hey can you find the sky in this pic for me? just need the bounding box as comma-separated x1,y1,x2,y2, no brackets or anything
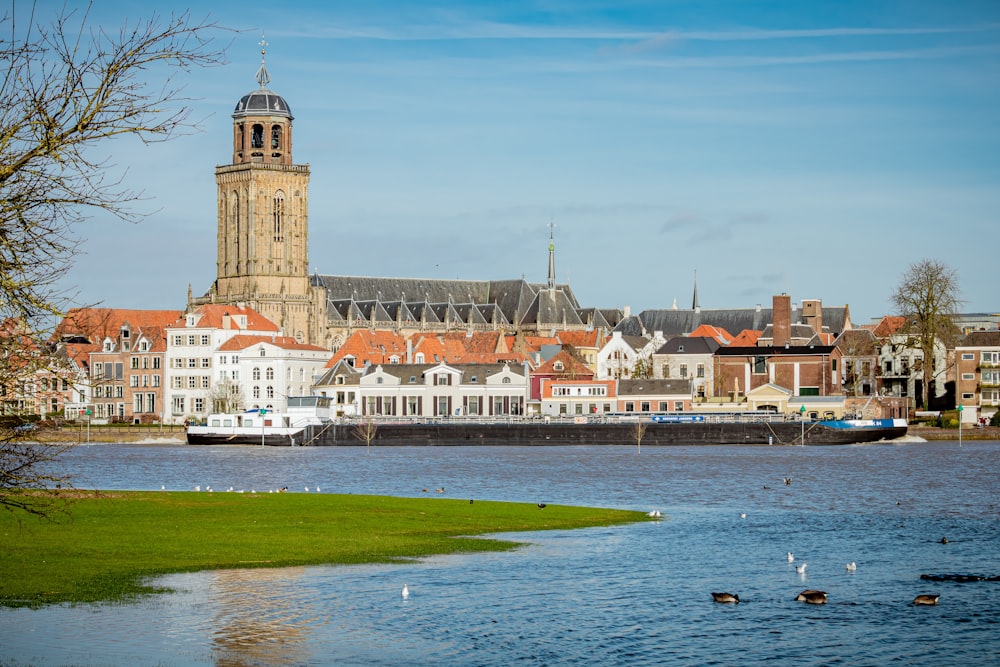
37,0,1000,325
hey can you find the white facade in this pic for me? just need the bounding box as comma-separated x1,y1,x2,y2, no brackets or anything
597,331,665,380
164,307,280,423
358,363,529,418
229,339,331,413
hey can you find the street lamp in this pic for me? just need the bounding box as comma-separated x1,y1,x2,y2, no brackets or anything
260,408,267,447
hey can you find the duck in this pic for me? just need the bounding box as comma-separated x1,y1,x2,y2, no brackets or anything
711,592,740,604
795,563,808,574
846,561,857,571
537,503,547,509
913,594,939,605
795,589,828,604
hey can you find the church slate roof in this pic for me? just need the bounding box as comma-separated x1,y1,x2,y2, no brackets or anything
616,306,851,339
314,274,582,330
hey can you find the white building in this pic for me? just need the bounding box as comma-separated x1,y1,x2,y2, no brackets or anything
220,334,330,413
165,304,282,422
597,331,666,380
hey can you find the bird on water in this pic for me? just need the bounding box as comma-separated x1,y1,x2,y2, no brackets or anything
846,561,857,571
402,584,409,600
795,563,808,574
795,590,827,604
787,552,794,563
712,592,740,604
913,594,939,605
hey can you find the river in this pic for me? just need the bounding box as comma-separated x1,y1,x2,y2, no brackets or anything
1,438,998,666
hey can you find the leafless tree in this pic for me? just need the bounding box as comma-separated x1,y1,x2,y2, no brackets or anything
206,377,244,416
0,3,227,515
890,259,963,409
353,416,378,453
633,420,647,454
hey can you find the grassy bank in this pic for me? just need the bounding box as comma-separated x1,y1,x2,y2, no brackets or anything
0,491,644,607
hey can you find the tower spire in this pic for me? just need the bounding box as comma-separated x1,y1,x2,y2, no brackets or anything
255,34,270,89
547,222,557,290
692,269,700,310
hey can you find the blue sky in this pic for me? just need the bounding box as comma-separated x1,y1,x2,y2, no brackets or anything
49,1,1000,324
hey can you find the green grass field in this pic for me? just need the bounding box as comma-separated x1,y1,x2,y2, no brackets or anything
0,491,645,607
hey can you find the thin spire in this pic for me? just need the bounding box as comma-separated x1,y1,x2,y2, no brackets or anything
255,34,270,89
547,221,557,290
692,269,700,310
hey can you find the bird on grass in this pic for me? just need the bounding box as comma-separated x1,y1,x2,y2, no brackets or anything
795,590,827,604
913,594,939,605
537,503,547,509
712,592,740,604
647,510,662,518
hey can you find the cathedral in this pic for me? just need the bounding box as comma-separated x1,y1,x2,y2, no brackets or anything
192,49,613,350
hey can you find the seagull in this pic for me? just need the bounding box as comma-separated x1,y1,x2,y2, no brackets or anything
712,592,740,604
194,485,200,492
846,561,857,571
740,513,747,519
647,510,662,518
913,594,939,605
795,563,808,574
304,486,310,492
795,589,827,604
787,552,795,563
161,485,166,491
402,584,409,600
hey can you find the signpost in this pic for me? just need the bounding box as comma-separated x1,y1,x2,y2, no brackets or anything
260,408,267,448
957,404,963,447
800,405,806,446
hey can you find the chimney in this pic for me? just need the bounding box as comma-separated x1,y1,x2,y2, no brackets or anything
406,338,412,364
222,313,231,330
801,299,823,335
773,294,791,348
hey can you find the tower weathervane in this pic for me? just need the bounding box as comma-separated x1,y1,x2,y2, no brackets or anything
255,33,270,89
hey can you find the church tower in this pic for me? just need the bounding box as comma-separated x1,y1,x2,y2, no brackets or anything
210,39,319,343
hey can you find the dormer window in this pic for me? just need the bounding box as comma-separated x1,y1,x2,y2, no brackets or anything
260,347,266,357
187,316,196,326
335,375,345,385
553,361,565,372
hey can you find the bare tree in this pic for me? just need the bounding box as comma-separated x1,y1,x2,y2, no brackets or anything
206,377,244,416
890,259,962,410
0,4,227,515
633,420,647,454
353,416,378,453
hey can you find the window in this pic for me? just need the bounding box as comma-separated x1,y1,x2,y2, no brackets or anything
193,398,204,413
575,404,583,415
468,396,479,415
266,368,274,380
272,191,285,242
188,336,196,345
553,361,564,372
659,402,669,411
962,393,975,400
266,386,274,398
202,377,210,389
962,373,975,381
173,335,183,346
679,364,688,378
253,386,260,399
641,402,650,412
201,358,210,368
625,402,635,412
673,401,684,411
187,358,196,368
271,124,281,149
376,377,384,385
130,357,139,369
152,376,161,388
201,335,210,345
253,368,261,381
754,356,767,374
130,376,139,388
187,377,196,389
662,364,670,378
696,364,705,378
502,377,511,384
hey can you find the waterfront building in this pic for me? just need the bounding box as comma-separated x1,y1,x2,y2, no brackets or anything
955,330,1000,424
215,334,330,414
596,330,666,380
652,336,720,399
357,363,529,418
164,304,281,422
617,379,693,414
538,377,617,417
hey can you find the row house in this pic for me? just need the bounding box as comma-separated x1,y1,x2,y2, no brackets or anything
714,344,842,400
313,358,363,417
869,316,950,409
358,363,529,418
53,308,182,423
215,335,330,414
955,331,1000,424
165,304,283,423
597,331,666,380
652,336,720,398
617,379,693,414
539,377,617,417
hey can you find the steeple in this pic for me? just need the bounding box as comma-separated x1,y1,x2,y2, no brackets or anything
547,222,557,291
255,35,271,89
692,270,700,310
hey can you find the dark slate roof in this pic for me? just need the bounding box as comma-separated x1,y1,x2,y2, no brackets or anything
655,337,721,355
961,331,1000,346
519,289,584,330
617,306,850,338
618,379,692,395
233,88,292,119
314,274,582,329
365,362,524,382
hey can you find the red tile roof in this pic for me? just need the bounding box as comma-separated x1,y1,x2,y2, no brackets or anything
217,335,329,353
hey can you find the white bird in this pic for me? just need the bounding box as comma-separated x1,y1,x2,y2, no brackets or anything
316,486,321,493
304,486,310,492
740,512,747,519
647,510,661,518
161,485,166,491
846,561,857,571
796,563,808,574
194,485,201,492
787,552,795,562
402,584,409,599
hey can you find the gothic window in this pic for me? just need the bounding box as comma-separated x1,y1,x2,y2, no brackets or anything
252,124,264,148
272,190,285,242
